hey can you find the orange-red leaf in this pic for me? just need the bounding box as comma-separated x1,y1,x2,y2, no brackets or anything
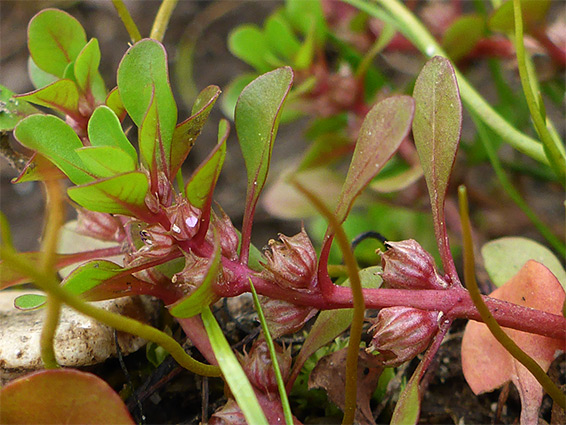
462,260,565,423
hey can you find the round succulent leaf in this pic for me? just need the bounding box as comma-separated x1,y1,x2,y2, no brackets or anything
75,146,137,178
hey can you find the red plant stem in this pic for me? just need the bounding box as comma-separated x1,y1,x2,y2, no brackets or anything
212,272,566,341
531,27,566,68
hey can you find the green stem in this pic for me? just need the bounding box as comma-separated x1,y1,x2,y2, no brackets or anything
471,113,565,256
38,179,65,368
345,0,548,165
458,185,566,410
0,248,221,378
111,0,142,43
40,296,61,369
290,178,364,425
150,0,179,42
249,280,294,425
355,22,395,79
512,0,566,186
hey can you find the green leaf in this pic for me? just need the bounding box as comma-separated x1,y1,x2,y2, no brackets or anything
264,12,301,61
0,85,39,131
390,368,421,425
28,9,87,78
489,0,550,33
28,57,58,89
168,232,221,318
117,39,177,173
170,85,221,176
12,152,66,183
16,79,81,118
412,56,461,270
482,237,566,290
74,38,106,102
105,87,126,120
236,67,293,258
236,67,293,211
14,114,93,184
201,307,269,425
284,0,327,45
293,19,316,70
14,293,47,310
443,15,486,61
0,369,135,424
185,120,228,210
88,106,137,163
221,73,256,121
75,146,137,178
335,95,415,226
228,25,272,73
67,171,150,217
62,260,123,295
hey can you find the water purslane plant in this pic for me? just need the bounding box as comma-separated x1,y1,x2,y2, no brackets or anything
0,1,564,424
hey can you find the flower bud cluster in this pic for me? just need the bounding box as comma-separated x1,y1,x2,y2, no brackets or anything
380,239,448,290
239,337,292,395
260,296,318,338
76,209,125,242
366,306,440,367
261,228,317,291
207,207,240,261
165,197,201,241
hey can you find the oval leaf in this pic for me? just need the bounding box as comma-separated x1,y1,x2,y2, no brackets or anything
461,261,565,423
14,293,47,310
14,114,93,184
0,369,134,424
412,56,462,270
228,25,272,73
67,171,150,217
482,237,566,289
117,39,177,175
489,0,550,33
28,9,87,78
336,95,415,225
88,105,137,162
75,146,137,178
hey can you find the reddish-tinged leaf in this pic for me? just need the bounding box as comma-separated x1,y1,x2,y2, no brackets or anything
11,151,66,183
0,369,134,424
461,261,565,424
185,120,228,211
235,67,293,261
390,361,423,425
67,171,150,217
14,114,93,184
117,39,177,176
335,95,414,227
74,38,106,102
27,9,87,78
412,56,462,275
170,85,221,177
15,80,81,119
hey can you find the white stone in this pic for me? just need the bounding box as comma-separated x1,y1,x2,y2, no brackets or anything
0,290,159,384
